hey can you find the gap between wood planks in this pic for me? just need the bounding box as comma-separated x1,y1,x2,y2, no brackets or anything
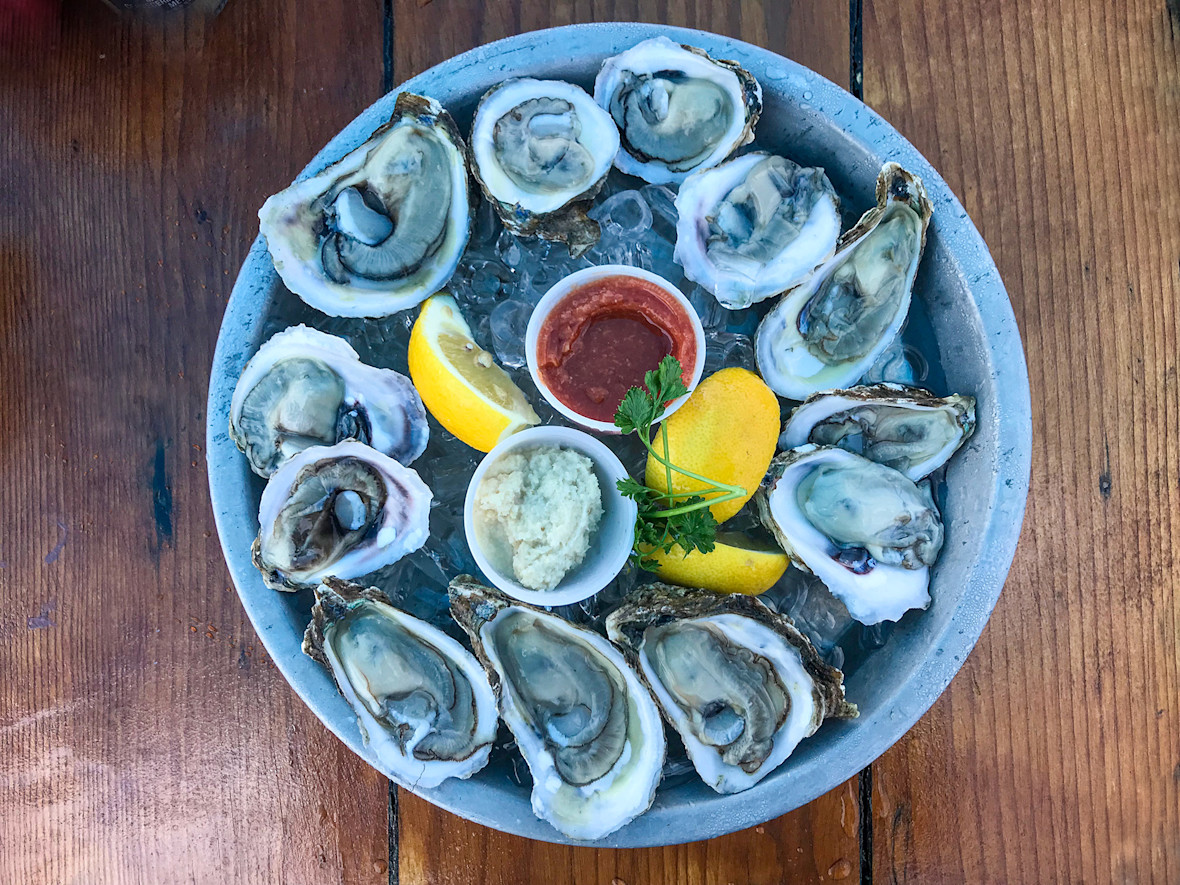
383,7,397,885
851,9,869,885
377,4,873,882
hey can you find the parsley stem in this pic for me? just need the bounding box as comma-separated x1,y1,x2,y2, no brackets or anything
644,488,745,520
614,355,750,569
640,431,746,496
661,423,674,504
657,489,721,501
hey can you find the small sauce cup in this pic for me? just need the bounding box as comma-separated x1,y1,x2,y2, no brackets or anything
525,265,706,434
462,425,639,606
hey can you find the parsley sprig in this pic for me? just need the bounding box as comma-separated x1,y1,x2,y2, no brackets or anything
614,356,747,571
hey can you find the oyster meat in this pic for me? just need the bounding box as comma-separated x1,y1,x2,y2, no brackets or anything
253,440,432,591
470,78,619,256
594,37,761,184
449,576,666,841
674,153,841,309
779,383,976,480
757,446,943,624
230,325,429,477
756,163,933,399
607,584,856,794
303,579,498,789
259,92,471,317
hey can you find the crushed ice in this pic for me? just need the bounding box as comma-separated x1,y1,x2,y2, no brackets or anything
261,167,942,694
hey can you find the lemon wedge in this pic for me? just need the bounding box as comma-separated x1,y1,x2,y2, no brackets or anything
645,367,780,523
644,532,789,595
408,294,540,452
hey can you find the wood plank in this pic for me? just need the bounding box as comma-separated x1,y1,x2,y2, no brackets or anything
392,1,849,84
391,4,860,881
863,0,1180,881
0,2,391,882
400,781,861,885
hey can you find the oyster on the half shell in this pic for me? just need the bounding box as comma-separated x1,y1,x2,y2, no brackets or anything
252,440,431,591
230,325,429,477
606,583,857,795
756,163,934,399
470,78,620,256
779,383,976,480
449,576,666,841
303,578,498,789
594,37,761,184
674,152,841,309
757,446,943,624
259,92,471,317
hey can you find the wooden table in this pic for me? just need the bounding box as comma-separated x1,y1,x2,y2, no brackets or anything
2,0,1177,881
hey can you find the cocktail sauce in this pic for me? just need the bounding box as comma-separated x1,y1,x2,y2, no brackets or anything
535,275,697,423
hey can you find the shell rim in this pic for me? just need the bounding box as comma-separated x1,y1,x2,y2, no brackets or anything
206,22,1032,848
470,77,621,216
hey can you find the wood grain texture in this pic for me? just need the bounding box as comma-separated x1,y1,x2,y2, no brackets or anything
399,780,861,885
391,0,849,84
391,3,860,882
864,0,1180,882
0,2,391,882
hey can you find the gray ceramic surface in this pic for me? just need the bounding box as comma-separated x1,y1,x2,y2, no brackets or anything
206,23,1032,847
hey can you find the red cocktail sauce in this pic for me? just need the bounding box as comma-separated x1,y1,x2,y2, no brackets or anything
536,275,697,424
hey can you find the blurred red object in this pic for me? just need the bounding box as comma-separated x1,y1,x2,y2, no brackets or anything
0,0,60,45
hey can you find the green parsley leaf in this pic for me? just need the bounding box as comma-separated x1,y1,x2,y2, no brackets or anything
612,357,742,571
614,388,658,436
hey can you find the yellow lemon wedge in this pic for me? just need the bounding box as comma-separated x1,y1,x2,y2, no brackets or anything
645,367,780,523
408,294,540,452
644,532,790,595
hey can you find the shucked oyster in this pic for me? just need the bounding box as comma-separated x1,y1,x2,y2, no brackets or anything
230,325,429,477
259,92,471,317
594,37,761,184
757,446,942,624
780,383,976,480
756,163,934,399
675,152,841,309
253,440,431,591
607,584,856,795
303,578,498,789
449,576,666,841
470,78,619,257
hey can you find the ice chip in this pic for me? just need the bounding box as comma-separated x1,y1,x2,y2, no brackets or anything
703,330,756,376
687,283,733,332
459,260,516,306
490,299,533,369
495,230,523,268
590,189,653,239
785,575,857,656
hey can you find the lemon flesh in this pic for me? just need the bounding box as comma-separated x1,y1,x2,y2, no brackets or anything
408,295,539,452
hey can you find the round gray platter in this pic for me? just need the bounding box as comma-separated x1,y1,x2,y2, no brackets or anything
206,22,1032,848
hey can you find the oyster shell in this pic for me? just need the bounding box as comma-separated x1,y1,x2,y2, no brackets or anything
779,383,976,480
303,578,498,789
470,78,619,257
606,583,856,794
757,446,942,624
230,325,429,477
252,440,431,591
674,152,841,309
594,37,761,184
449,576,666,841
755,163,934,399
259,92,471,317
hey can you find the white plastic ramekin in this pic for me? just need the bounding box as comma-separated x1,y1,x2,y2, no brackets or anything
462,425,639,606
524,265,707,434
